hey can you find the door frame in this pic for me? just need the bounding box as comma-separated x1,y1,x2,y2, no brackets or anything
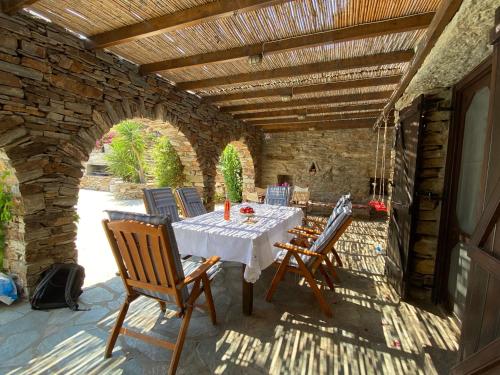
433,57,493,311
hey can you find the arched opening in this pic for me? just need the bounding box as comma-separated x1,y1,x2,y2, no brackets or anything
0,150,25,281
215,140,256,204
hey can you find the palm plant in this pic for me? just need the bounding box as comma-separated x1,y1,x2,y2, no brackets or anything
105,121,147,183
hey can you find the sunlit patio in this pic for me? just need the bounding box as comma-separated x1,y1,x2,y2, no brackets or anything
0,217,459,374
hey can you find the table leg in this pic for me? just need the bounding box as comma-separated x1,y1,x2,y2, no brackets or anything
242,264,253,315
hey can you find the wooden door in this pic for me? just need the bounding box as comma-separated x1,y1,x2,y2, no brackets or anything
451,8,500,374
385,95,424,298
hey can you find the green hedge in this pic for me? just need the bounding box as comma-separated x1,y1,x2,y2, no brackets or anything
152,136,184,188
220,144,243,202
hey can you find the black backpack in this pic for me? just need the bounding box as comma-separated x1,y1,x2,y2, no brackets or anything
30,263,85,311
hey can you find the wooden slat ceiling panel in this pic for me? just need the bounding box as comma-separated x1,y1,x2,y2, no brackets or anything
213,84,397,106
30,0,216,35
26,0,443,132
199,64,404,95
109,30,422,82
194,62,410,95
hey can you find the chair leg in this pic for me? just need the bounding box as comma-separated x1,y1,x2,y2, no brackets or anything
159,301,167,312
202,275,217,325
105,300,130,358
324,256,341,284
331,247,343,268
266,253,292,302
295,257,332,318
169,305,194,375
318,265,335,292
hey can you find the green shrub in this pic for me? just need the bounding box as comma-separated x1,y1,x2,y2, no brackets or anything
105,121,148,183
152,136,184,188
220,144,243,202
0,171,14,270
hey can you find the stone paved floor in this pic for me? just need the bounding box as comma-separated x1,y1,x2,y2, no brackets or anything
0,200,460,374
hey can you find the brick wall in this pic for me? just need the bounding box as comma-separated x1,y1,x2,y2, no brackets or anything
0,13,261,292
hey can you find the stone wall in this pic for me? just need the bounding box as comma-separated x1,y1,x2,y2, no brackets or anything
79,175,112,192
260,128,393,203
407,89,451,300
0,12,261,293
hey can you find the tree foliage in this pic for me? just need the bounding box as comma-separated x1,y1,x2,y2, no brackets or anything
0,171,14,270
152,136,184,188
220,144,243,202
105,121,148,183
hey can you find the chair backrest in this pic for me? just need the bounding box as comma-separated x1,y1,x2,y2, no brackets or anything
103,211,188,305
325,193,352,228
292,191,310,204
308,204,352,266
143,188,181,223
245,191,260,203
264,185,290,206
175,187,207,218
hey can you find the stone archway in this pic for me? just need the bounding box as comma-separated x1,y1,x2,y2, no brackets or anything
0,150,24,279
0,13,261,293
214,139,256,202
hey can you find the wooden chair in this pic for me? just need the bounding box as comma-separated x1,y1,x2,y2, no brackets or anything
102,211,221,375
143,187,181,222
175,187,207,218
289,199,352,268
266,208,352,318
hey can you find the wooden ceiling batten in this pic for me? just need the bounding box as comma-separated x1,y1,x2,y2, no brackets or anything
257,118,377,132
139,13,434,74
247,111,382,125
221,90,393,112
204,75,402,103
88,0,291,49
177,50,414,90
234,102,386,119
375,0,463,128
2,0,39,15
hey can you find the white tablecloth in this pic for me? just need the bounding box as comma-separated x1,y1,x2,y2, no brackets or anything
172,203,304,283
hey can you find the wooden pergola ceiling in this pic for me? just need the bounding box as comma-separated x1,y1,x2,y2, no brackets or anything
23,0,445,132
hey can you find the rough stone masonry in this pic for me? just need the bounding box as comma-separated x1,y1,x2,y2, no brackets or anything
0,12,261,293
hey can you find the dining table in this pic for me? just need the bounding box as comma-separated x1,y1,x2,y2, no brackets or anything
172,203,304,315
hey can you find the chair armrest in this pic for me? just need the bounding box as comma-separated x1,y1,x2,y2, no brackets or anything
296,226,322,235
288,228,319,239
274,242,322,257
178,256,220,287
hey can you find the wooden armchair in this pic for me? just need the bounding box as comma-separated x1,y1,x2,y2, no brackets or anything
266,209,352,318
175,187,207,218
102,211,221,375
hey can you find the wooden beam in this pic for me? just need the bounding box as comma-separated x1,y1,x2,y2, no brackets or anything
139,13,434,74
178,50,413,90
234,102,386,119
257,118,377,132
204,75,401,103
221,91,392,113
375,0,463,128
247,111,381,125
1,0,39,15
89,0,289,49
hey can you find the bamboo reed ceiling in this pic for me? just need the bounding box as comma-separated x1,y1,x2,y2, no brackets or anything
28,0,443,131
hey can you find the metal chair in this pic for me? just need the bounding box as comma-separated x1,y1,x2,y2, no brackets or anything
103,211,221,375
175,187,207,218
143,187,181,222
264,185,291,206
